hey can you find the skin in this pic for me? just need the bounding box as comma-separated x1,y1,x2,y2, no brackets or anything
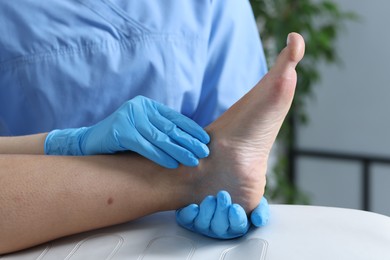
0,133,47,154
0,33,305,254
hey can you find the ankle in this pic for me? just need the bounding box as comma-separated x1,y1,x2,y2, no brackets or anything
156,165,200,210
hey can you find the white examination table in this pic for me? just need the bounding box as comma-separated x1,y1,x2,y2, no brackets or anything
2,205,390,259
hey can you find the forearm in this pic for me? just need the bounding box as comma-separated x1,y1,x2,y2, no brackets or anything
0,133,47,154
0,153,193,254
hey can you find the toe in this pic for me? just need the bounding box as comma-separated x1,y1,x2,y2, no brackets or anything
273,32,305,73
287,32,305,64
258,32,305,108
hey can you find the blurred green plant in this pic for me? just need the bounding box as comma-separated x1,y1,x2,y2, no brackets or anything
250,0,357,203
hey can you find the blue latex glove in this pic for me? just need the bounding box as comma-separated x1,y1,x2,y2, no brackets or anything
250,196,270,228
176,190,270,239
45,95,210,168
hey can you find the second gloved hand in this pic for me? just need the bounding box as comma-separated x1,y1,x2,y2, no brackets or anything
45,95,210,168
176,191,270,239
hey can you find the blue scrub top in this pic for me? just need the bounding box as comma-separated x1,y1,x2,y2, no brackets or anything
0,0,267,136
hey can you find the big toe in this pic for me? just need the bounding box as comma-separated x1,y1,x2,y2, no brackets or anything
273,32,305,72
256,32,305,111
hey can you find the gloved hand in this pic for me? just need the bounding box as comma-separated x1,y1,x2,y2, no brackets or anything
45,95,210,168
176,190,270,239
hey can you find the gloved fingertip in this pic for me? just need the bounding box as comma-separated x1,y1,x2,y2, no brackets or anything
197,143,210,158
176,204,199,225
250,198,270,227
191,156,199,166
228,204,249,235
251,213,269,227
182,156,199,167
200,131,211,144
194,195,216,231
229,204,248,227
210,192,231,237
200,195,217,208
192,127,210,144
217,190,232,206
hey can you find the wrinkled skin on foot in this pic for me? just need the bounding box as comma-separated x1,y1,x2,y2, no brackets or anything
190,33,305,213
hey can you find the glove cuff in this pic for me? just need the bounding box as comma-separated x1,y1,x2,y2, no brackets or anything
44,127,88,155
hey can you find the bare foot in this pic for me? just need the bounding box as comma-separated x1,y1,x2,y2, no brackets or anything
191,33,305,212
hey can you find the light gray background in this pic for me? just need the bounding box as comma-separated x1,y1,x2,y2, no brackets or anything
296,0,390,216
